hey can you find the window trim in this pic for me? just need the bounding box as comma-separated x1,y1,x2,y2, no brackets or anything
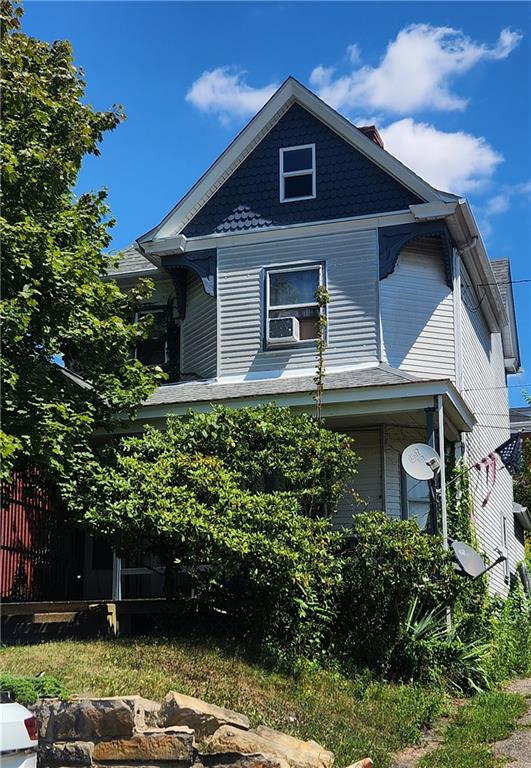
134,305,169,366
264,262,325,350
279,144,316,203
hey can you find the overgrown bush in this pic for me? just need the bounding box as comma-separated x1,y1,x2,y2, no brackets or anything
392,598,492,693
485,582,531,682
0,673,68,704
64,406,357,664
334,512,459,673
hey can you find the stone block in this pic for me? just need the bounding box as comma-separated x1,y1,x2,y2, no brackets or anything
38,741,94,766
196,754,290,768
160,692,249,739
92,727,195,762
206,726,333,768
34,698,136,741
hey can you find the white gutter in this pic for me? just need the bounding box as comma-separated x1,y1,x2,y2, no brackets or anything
410,199,508,331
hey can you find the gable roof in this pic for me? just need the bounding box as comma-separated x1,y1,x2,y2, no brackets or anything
490,258,521,372
138,77,453,246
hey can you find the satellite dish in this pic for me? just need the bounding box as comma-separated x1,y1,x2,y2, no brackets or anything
401,443,441,481
451,540,506,580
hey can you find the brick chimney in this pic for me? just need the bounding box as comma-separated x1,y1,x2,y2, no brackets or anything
358,125,384,149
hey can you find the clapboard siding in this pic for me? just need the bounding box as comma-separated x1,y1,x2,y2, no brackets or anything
181,272,217,379
380,238,455,379
460,262,523,594
218,229,379,377
333,429,383,529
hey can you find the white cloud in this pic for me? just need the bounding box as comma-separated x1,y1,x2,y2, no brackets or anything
186,68,278,124
346,43,361,65
310,24,522,115
485,194,510,216
476,181,531,238
380,118,503,193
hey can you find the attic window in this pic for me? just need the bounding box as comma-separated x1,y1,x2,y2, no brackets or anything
280,144,316,202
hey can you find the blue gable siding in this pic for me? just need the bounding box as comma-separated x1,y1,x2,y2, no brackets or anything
182,104,423,237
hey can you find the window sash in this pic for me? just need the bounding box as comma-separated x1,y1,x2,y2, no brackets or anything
280,144,316,202
267,266,321,310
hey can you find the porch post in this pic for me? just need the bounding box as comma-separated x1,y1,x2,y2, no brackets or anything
437,394,452,630
437,394,449,552
425,406,437,532
112,552,122,601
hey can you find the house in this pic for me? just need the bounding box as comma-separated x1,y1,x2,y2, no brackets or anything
95,76,524,599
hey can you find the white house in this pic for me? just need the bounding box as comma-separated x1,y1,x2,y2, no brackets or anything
98,77,524,599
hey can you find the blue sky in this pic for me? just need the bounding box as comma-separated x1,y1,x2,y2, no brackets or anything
23,1,531,405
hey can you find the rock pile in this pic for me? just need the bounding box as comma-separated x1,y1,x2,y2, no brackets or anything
33,691,354,768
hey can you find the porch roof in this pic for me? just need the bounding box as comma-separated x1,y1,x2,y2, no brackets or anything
137,364,475,436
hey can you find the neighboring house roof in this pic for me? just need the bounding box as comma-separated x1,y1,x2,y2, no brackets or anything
107,245,159,277
510,406,531,434
145,364,437,406
491,258,521,372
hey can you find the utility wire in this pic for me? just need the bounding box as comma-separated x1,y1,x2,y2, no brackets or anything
478,279,531,287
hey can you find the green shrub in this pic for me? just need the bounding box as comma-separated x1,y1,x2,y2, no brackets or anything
65,406,358,664
485,582,531,682
0,673,68,704
392,598,491,693
334,512,459,673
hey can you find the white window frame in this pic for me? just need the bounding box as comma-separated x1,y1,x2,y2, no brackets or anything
134,306,169,365
279,144,316,203
265,263,323,348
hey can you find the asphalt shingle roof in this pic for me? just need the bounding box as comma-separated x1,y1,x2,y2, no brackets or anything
107,245,158,276
491,258,510,306
144,364,437,407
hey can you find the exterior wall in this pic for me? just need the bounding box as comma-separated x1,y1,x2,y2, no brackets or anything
182,103,421,237
459,262,524,594
333,428,383,528
380,238,455,380
181,272,217,379
217,229,379,378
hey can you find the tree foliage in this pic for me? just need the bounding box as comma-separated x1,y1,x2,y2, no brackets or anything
64,406,359,659
0,0,161,480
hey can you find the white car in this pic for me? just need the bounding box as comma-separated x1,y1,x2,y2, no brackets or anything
0,700,38,768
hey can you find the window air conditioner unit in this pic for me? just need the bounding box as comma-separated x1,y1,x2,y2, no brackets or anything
268,316,300,346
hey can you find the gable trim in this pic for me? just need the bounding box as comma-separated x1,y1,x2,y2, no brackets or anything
140,209,418,260
138,78,444,245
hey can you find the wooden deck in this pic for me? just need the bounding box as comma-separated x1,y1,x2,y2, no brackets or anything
1,598,180,640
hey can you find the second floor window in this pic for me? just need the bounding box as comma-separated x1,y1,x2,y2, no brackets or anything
280,144,316,202
135,307,168,366
266,265,322,346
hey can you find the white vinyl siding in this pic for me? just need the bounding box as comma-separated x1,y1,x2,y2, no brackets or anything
218,229,379,377
380,238,455,380
333,428,383,528
460,262,522,594
181,271,217,379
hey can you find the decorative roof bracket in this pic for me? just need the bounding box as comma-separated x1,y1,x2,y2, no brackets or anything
378,221,454,288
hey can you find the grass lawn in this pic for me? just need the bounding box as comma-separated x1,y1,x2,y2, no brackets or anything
418,690,527,768
0,637,447,768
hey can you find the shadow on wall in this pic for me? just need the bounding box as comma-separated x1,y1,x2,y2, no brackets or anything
380,238,454,373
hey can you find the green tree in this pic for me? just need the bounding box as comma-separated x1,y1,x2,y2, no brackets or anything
65,406,359,660
0,1,162,480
